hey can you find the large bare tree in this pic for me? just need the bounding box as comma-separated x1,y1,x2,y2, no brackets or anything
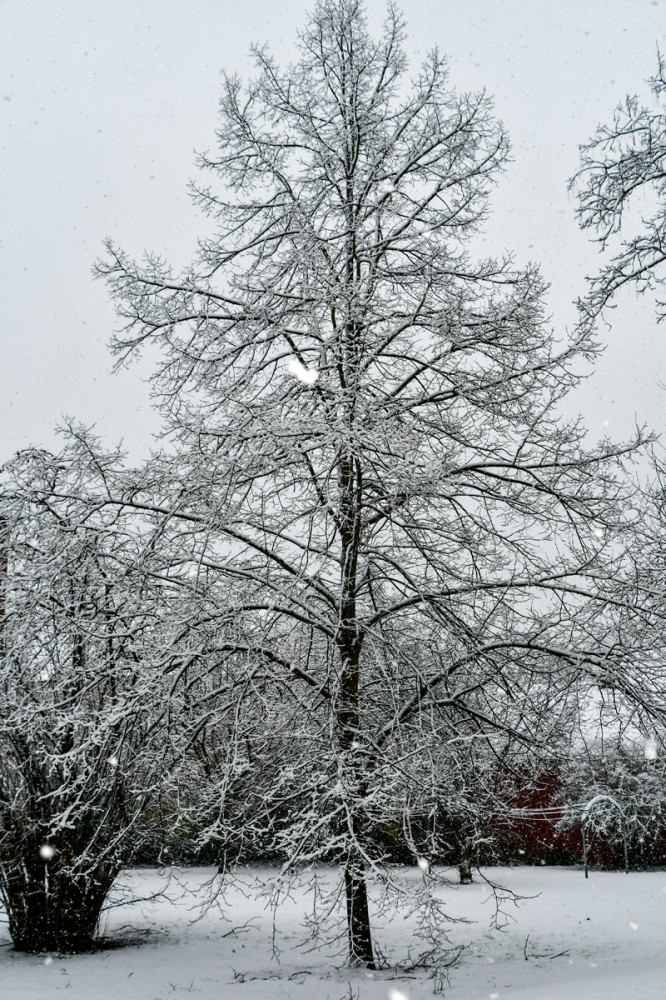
98,0,645,967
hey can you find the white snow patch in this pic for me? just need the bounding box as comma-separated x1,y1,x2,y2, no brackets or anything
1,866,665,999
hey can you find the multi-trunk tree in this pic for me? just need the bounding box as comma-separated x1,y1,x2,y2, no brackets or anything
98,0,648,967
0,438,176,952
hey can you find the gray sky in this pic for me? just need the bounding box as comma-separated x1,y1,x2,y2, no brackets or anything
1,0,665,463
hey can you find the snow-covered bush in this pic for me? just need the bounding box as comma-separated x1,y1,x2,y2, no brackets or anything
0,440,172,952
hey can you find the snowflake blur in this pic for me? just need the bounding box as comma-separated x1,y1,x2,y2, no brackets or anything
387,989,409,1000
288,358,319,385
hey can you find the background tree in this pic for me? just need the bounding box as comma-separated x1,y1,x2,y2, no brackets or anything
98,0,648,968
573,53,666,322
546,450,666,869
560,714,666,864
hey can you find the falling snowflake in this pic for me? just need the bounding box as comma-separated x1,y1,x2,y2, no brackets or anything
378,180,396,199
288,359,319,385
417,857,429,873
108,755,119,767
644,739,658,760
629,921,639,930
388,989,408,1000
39,844,55,860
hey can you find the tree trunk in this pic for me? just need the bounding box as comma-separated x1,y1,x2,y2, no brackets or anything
2,854,118,953
458,857,473,885
344,853,375,968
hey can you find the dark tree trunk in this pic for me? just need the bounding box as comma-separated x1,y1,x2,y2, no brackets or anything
336,425,375,967
344,853,375,968
458,857,473,885
2,854,118,953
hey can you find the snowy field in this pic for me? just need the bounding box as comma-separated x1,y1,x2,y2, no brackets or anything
1,865,665,999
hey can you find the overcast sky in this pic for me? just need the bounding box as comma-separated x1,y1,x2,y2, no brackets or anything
1,0,665,464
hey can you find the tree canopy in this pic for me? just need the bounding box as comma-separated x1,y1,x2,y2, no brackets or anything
574,53,666,322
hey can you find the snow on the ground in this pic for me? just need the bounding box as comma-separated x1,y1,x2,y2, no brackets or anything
1,865,665,999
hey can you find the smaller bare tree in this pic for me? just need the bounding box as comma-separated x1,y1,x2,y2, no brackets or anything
0,438,172,952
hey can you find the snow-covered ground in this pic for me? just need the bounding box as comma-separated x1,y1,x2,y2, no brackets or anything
1,865,664,999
